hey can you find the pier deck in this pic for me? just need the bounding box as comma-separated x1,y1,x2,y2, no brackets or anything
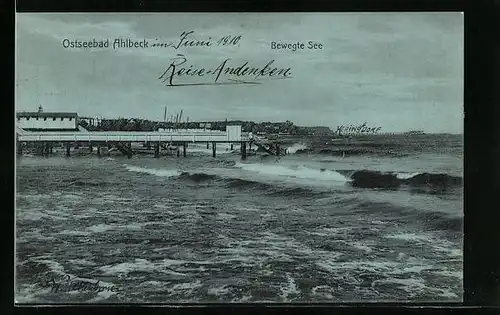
17,131,248,143
15,125,289,159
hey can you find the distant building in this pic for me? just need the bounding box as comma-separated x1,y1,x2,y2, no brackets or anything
405,130,425,135
16,111,79,131
199,123,212,129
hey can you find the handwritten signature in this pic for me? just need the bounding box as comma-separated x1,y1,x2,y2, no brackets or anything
38,275,118,294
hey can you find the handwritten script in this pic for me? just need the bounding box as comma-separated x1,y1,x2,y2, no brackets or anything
159,54,292,86
149,30,242,50
337,123,382,135
38,275,117,294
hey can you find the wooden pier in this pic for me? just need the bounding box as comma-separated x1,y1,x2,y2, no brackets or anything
16,126,285,159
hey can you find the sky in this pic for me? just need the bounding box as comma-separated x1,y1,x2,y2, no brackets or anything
15,13,463,133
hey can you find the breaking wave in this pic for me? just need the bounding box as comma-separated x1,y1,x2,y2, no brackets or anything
234,162,350,183
123,165,181,177
122,164,461,193
349,170,462,189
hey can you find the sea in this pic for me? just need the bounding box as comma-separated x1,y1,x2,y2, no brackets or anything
15,134,463,303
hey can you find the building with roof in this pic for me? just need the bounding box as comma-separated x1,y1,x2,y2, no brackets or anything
16,111,79,131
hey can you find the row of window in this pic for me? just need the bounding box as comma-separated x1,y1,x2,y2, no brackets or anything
17,117,74,121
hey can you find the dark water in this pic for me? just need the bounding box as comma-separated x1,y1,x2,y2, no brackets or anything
15,134,463,303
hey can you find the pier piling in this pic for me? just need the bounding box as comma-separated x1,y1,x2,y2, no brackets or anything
44,143,50,156
154,142,160,158
241,142,247,160
17,126,250,160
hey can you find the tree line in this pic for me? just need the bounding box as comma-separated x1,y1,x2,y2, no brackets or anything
79,118,334,136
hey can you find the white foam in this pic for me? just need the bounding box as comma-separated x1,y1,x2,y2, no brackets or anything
86,222,147,234
123,165,181,177
235,163,350,183
99,258,213,277
141,280,164,287
32,259,66,275
373,277,428,297
286,143,308,154
17,193,53,200
306,227,352,237
434,270,462,279
63,194,84,200
99,259,155,276
311,285,335,299
432,245,463,258
153,203,174,211
396,172,421,180
217,213,237,220
220,232,332,265
385,232,433,243
236,206,261,212
437,288,460,299
99,258,186,277
68,259,96,266
350,242,374,254
87,224,115,233
386,233,463,259
73,214,93,219
59,230,91,236
235,294,253,302
171,280,203,292
207,285,231,296
15,284,52,303
16,228,54,242
280,273,301,301
87,290,116,302
401,265,433,273
17,211,45,221
318,260,399,274
120,223,144,230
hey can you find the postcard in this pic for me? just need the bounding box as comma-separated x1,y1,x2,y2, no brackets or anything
15,12,464,303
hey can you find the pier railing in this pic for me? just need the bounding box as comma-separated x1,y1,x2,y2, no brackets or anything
17,126,248,143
